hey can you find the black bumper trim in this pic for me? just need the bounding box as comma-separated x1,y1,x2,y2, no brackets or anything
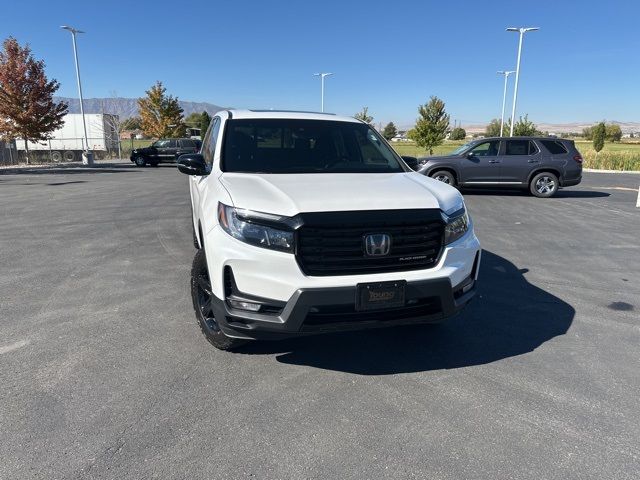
211,277,477,340
560,175,582,187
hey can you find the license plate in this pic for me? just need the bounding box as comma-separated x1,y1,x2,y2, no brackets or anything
356,281,406,311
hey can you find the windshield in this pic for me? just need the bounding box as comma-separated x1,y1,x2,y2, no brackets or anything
449,142,474,156
151,139,171,148
222,119,405,173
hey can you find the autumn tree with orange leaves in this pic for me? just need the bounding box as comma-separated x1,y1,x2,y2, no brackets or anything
138,81,184,138
0,37,67,163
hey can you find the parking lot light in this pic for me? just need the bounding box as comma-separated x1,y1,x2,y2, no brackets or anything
61,25,92,166
497,71,515,137
506,27,539,136
313,73,333,112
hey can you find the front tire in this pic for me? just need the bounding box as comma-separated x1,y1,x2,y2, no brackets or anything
191,249,245,351
530,172,558,198
134,155,146,167
430,170,456,187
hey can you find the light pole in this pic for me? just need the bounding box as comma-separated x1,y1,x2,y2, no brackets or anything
61,25,92,165
497,70,515,136
506,27,539,136
313,73,333,112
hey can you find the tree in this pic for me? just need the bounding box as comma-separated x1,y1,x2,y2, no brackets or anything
200,111,211,136
185,112,202,125
412,96,450,155
121,116,142,130
0,37,67,164
354,106,373,124
485,118,502,137
137,81,184,138
450,127,466,140
592,122,605,155
582,126,593,140
511,115,540,136
382,122,397,140
605,124,622,142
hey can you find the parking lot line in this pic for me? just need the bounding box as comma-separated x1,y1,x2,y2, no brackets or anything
589,186,639,192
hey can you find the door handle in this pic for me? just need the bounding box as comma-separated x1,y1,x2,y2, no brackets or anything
527,159,540,163
488,160,500,164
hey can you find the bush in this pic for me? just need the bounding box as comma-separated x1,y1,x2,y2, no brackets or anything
449,127,466,140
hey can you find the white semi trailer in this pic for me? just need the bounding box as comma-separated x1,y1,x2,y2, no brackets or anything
16,113,120,161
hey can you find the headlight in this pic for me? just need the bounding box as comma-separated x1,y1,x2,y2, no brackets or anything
217,203,295,253
443,207,469,245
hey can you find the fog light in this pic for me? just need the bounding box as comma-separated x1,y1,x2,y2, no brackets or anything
228,299,261,312
462,279,475,294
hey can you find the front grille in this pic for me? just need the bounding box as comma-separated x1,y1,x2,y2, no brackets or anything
296,210,444,276
303,297,442,327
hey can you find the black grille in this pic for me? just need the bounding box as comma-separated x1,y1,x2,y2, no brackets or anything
296,210,444,276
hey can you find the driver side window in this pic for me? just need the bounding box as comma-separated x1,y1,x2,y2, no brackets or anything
470,140,500,157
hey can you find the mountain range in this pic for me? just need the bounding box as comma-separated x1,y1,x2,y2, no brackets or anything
54,97,225,119
56,97,640,134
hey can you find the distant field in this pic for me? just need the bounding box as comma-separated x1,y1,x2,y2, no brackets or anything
391,140,640,171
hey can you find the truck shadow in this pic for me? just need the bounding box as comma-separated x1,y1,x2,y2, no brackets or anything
242,250,574,374
462,188,610,198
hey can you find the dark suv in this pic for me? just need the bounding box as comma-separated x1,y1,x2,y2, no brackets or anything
130,138,202,167
418,137,583,197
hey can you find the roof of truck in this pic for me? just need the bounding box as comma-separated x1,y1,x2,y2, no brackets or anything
225,109,361,123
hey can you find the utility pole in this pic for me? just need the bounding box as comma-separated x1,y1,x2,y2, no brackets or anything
313,73,333,112
61,25,93,165
497,71,515,136
506,27,539,136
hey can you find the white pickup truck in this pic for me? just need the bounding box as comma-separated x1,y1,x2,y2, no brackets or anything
177,110,481,350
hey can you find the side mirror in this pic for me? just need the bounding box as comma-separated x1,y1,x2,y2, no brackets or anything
401,156,419,171
466,152,475,159
177,153,207,175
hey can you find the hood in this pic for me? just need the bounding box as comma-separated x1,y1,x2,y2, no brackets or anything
219,172,464,217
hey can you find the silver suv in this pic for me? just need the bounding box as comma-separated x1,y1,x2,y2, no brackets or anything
418,137,583,197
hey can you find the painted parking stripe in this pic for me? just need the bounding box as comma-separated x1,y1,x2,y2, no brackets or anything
588,186,638,192
0,339,30,355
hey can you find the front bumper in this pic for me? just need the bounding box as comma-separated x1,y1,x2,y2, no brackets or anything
204,221,481,340
211,274,478,340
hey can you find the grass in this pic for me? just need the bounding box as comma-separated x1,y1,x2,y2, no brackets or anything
390,140,640,171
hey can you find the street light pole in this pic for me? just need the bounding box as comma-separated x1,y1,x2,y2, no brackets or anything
497,70,515,137
61,25,92,165
506,27,539,137
313,73,333,112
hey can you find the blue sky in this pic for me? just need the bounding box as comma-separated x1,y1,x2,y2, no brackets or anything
3,0,639,126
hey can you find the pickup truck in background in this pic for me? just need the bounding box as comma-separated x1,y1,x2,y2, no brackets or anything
130,138,202,167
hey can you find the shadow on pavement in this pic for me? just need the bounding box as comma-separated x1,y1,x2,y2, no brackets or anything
462,188,609,198
0,167,138,175
240,250,574,374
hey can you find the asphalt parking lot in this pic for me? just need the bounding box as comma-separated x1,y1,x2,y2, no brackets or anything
1,166,638,479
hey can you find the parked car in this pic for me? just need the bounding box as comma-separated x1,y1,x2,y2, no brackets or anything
130,138,202,167
418,137,583,197
177,109,481,350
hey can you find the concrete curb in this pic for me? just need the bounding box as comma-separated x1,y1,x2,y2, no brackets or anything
583,168,640,174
